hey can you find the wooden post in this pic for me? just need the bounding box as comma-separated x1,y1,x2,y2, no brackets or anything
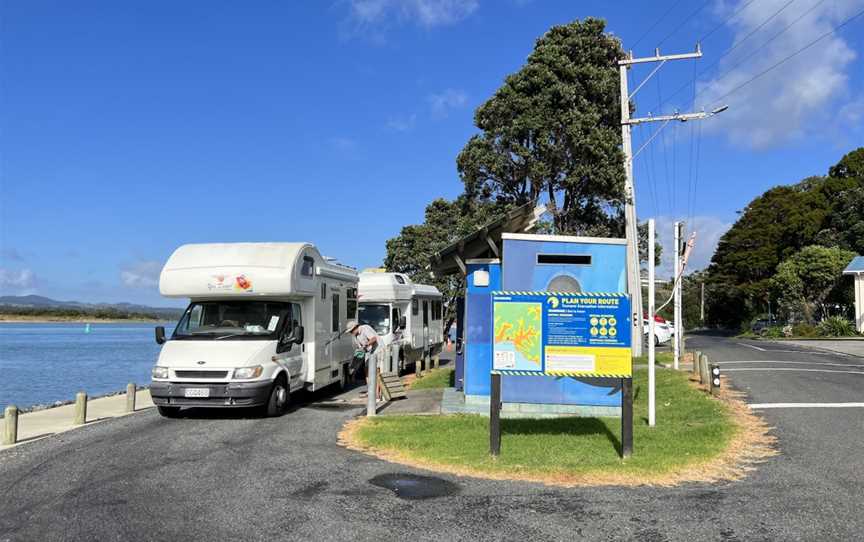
489,373,501,457
700,354,710,386
126,383,137,413
621,378,633,458
693,350,702,376
3,405,18,445
73,391,87,425
433,353,439,370
415,357,422,379
710,364,721,396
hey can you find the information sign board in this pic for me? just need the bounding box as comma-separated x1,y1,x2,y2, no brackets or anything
491,291,632,378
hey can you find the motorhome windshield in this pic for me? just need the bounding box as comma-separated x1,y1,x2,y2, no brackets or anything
359,304,390,335
173,301,290,340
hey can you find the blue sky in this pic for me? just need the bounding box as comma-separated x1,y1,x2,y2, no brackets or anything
1,0,862,306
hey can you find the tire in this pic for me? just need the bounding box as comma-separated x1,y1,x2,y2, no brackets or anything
264,378,290,417
157,405,181,418
654,335,660,347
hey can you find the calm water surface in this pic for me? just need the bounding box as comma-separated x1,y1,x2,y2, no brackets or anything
0,322,174,411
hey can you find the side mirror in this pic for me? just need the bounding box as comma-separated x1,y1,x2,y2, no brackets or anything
294,325,304,344
399,316,407,329
155,326,166,345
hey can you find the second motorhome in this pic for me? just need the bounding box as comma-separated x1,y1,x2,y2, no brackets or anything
150,242,358,417
357,271,444,374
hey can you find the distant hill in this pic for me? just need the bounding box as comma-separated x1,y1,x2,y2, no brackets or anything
0,295,184,320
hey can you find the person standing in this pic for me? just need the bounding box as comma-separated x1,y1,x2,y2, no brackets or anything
345,320,379,382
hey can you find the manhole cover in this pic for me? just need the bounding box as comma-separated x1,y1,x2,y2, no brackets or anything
369,472,460,500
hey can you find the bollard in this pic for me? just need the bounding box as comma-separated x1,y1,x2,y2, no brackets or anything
3,405,18,445
433,353,439,370
73,391,88,425
126,383,137,413
415,357,422,379
710,365,721,396
693,351,702,375
700,354,710,387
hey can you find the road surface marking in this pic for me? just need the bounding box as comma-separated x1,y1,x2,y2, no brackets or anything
724,368,864,375
749,402,864,409
736,342,766,351
716,360,864,368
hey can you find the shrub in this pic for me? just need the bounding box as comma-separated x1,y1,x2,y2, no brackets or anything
764,326,785,339
817,316,857,337
792,323,818,337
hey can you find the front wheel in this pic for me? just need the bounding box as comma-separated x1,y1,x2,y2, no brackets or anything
157,405,181,418
265,379,290,417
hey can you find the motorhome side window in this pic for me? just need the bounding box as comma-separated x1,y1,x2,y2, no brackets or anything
301,256,314,277
331,293,340,332
412,298,418,316
346,287,357,319
423,301,429,325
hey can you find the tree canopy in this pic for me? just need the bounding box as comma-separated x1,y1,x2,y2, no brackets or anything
705,147,863,328
456,18,627,236
770,245,856,324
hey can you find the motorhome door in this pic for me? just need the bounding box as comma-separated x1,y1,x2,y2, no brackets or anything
422,300,429,352
277,302,306,392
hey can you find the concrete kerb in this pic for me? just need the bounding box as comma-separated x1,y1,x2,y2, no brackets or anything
0,388,155,452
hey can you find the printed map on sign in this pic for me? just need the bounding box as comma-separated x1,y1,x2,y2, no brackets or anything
492,292,632,378
492,302,542,372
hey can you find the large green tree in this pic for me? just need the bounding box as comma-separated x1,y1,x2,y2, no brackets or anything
384,196,508,321
770,245,856,324
705,147,863,328
456,18,627,236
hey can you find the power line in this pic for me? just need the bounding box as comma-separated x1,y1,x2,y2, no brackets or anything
659,0,800,111
706,5,864,108
699,0,761,42
632,0,687,51
657,0,714,47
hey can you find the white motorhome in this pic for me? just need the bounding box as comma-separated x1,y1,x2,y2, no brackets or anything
150,242,358,417
357,271,444,374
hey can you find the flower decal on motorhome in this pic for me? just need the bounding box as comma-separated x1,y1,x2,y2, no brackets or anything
235,275,252,291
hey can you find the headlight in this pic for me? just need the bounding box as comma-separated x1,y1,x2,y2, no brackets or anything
233,365,264,379
152,366,169,379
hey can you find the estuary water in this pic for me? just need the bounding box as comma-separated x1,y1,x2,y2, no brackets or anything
0,322,173,412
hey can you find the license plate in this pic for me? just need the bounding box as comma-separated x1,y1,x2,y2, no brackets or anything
184,388,210,398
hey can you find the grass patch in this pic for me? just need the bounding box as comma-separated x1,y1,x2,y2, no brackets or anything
345,367,769,485
408,367,455,390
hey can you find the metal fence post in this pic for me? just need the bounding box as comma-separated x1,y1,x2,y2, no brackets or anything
73,392,88,425
126,383,137,413
3,406,18,445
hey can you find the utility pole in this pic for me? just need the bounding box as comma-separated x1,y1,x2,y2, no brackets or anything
618,45,721,358
647,219,656,427
700,282,705,326
673,221,684,370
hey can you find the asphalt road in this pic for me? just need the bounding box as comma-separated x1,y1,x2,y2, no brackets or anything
1,336,862,541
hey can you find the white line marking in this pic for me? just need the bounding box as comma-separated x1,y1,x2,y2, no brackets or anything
724,368,864,375
749,403,864,409
716,360,864,368
736,342,766,351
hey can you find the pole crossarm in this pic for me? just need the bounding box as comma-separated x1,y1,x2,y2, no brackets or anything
626,111,710,125
618,47,702,66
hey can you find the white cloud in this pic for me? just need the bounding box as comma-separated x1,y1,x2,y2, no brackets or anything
428,88,468,117
698,0,863,148
652,215,732,278
386,113,417,132
120,260,162,288
0,268,37,289
348,0,479,28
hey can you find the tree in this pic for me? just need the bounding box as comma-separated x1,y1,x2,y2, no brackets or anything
384,196,508,322
456,18,627,236
638,221,662,266
770,245,856,324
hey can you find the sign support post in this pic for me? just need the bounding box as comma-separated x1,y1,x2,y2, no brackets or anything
489,373,501,457
621,377,633,458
